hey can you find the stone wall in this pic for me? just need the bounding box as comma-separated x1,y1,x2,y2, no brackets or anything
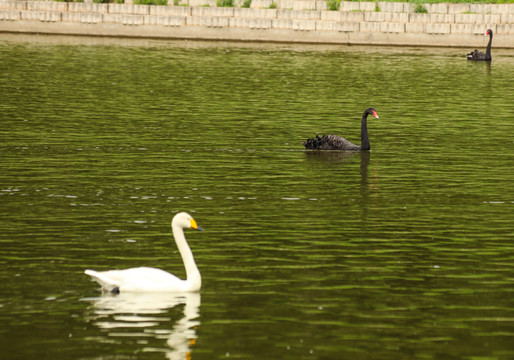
1,0,513,47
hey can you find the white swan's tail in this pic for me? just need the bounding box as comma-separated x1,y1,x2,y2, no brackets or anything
84,269,120,293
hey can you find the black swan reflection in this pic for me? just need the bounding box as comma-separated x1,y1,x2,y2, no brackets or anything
303,108,379,151
467,29,493,61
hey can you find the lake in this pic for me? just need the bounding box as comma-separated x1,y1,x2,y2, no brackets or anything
0,34,513,360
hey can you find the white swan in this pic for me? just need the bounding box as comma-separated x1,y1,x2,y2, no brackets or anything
85,212,204,293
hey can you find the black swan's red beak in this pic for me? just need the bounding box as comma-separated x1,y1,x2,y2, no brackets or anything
372,110,379,119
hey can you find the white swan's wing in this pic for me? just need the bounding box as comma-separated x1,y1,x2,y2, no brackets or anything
85,269,121,292
85,267,187,293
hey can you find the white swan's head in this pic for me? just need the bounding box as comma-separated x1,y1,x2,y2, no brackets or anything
172,212,204,231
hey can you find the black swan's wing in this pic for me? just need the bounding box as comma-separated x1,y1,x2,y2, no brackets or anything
303,134,360,151
467,49,486,60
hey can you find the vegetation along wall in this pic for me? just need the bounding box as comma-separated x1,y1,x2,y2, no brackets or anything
0,0,513,47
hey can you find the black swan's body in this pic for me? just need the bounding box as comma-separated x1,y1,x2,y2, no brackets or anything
467,29,493,61
303,108,379,151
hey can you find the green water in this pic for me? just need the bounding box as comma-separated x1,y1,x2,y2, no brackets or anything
0,35,513,360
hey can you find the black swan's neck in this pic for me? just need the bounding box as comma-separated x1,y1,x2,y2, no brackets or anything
485,32,493,60
360,112,370,150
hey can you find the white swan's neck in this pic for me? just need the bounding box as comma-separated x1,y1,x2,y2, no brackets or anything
172,224,201,291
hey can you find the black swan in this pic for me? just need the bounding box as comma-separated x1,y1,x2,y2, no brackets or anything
303,107,379,151
467,29,493,61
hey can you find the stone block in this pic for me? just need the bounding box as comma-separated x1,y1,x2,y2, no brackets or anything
150,6,190,16
188,16,229,27
292,19,316,30
249,18,272,29
339,21,358,32
121,14,145,25
426,23,450,34
250,0,273,9
62,12,102,23
233,8,277,18
491,4,514,14
108,4,149,15
385,12,409,23
276,0,295,10
316,1,327,11
228,17,245,27
501,13,514,24
340,11,363,22
231,17,271,29
496,24,514,34
21,10,60,22
403,2,415,13
454,13,476,24
316,20,339,31
339,1,359,12
377,2,404,13
364,11,384,22
409,13,429,23
144,15,186,26
0,1,26,10
450,23,471,34
428,13,453,23
27,1,67,12
468,4,491,14
425,3,448,14
188,0,216,5
359,1,375,11
192,7,234,17
277,9,320,20
360,21,381,32
380,21,404,33
0,10,21,20
292,1,316,10
481,14,501,25
272,18,292,29
471,25,491,34
83,13,103,24
405,22,425,33
67,3,108,14
455,13,501,25
447,3,469,14
320,10,339,21
102,13,121,23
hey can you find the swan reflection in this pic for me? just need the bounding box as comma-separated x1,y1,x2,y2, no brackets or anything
304,149,360,163
84,292,200,359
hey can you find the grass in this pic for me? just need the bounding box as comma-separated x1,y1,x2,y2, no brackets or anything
337,0,514,3
326,0,341,11
216,0,234,7
414,2,428,12
380,0,513,3
134,0,167,4
56,0,514,5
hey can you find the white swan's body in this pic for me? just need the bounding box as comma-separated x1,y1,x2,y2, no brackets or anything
85,212,203,293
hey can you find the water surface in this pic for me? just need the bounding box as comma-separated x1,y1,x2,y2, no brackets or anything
0,34,513,360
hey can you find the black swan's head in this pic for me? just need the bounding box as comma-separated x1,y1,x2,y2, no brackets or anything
485,29,493,37
365,107,380,119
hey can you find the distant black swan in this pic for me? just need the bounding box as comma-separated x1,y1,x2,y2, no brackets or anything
303,108,379,151
467,29,493,61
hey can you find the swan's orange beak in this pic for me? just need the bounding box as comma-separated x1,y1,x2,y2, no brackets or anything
372,110,379,119
190,219,204,231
